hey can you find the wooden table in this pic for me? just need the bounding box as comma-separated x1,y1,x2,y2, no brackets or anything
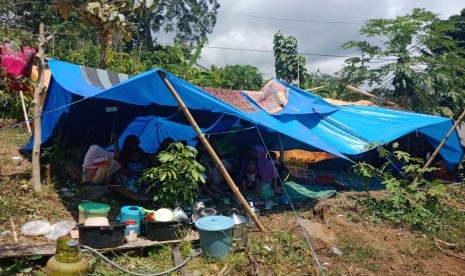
0,232,199,259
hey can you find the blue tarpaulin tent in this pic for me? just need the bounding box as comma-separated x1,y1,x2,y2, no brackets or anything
26,59,463,168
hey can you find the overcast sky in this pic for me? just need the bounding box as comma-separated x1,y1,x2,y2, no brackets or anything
192,0,464,79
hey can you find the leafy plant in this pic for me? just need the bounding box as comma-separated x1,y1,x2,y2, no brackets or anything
0,87,32,121
353,143,451,231
139,142,205,207
0,255,42,274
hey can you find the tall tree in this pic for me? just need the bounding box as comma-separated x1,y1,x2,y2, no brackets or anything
129,0,220,51
446,9,465,51
273,31,307,85
341,8,465,117
221,65,263,90
55,0,144,69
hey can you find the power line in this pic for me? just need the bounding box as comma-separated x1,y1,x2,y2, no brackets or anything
219,10,363,25
156,41,396,62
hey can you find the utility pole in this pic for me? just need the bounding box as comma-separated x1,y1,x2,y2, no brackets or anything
32,23,53,192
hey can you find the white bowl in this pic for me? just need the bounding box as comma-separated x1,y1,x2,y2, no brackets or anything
84,217,110,227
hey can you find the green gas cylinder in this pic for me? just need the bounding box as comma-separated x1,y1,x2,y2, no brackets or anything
45,237,88,276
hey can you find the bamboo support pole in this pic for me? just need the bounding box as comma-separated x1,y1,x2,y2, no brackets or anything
158,71,266,232
19,91,31,134
346,85,398,107
277,133,285,163
421,110,465,172
305,85,325,92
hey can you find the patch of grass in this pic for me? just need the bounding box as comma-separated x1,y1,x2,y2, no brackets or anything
337,236,385,272
247,231,315,275
358,194,465,255
0,127,30,147
90,246,177,275
0,177,71,234
399,237,437,258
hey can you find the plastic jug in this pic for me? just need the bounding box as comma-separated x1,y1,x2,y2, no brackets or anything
117,206,144,235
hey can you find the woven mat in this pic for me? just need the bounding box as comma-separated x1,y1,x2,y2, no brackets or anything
288,166,383,191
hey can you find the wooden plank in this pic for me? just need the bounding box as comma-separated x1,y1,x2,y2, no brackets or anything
0,232,198,259
0,243,57,258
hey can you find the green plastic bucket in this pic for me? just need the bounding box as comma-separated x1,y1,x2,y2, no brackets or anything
195,216,234,259
78,203,110,223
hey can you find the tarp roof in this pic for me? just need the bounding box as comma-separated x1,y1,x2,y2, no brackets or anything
27,59,345,159
27,59,463,168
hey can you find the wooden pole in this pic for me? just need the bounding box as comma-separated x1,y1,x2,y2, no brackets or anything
346,85,398,107
19,91,31,134
157,71,266,232
305,85,325,92
32,23,45,192
421,110,465,172
31,24,54,192
277,133,285,163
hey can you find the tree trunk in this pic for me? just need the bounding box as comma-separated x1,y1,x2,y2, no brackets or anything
32,23,45,192
99,24,108,69
144,11,153,51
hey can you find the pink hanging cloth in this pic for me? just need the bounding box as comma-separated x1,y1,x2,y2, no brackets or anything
1,43,37,91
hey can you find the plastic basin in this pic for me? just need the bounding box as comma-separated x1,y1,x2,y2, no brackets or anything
78,203,110,223
143,220,188,241
195,216,234,259
77,222,125,248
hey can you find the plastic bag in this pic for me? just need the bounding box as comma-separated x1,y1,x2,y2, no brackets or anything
45,220,76,241
21,220,51,236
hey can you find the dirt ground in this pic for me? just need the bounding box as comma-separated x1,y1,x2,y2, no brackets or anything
1,128,465,275
258,191,465,276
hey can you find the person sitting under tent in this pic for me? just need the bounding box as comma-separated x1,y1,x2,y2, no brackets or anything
115,148,147,193
236,143,255,181
196,141,233,199
241,158,260,195
82,133,120,184
109,135,151,201
117,135,145,169
199,156,228,199
269,151,290,183
254,145,282,199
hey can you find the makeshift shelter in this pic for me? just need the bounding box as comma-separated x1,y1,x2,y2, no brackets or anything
240,80,464,168
26,59,463,169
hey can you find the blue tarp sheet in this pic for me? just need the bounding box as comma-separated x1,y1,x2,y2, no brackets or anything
26,59,463,168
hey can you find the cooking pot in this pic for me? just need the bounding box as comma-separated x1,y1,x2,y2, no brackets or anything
173,207,188,221
192,207,218,222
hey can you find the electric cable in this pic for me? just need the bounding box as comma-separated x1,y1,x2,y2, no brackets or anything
80,244,202,276
155,41,396,61
219,10,364,25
